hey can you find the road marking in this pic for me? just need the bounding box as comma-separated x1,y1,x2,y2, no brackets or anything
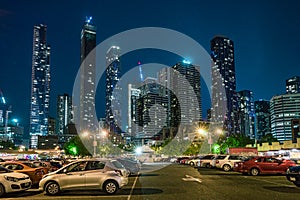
127,172,140,200
182,174,202,183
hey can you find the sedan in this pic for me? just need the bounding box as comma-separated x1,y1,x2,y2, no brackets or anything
39,159,128,195
2,161,45,186
234,156,297,176
0,166,32,197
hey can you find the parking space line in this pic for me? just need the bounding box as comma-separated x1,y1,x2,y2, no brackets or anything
127,172,140,200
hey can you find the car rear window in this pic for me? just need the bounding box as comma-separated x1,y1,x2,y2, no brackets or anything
111,160,124,168
217,155,227,159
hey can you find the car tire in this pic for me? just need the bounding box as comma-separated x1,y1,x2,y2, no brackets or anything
190,162,194,166
293,181,300,187
250,168,260,176
0,184,5,197
223,164,231,172
45,181,60,195
103,180,118,195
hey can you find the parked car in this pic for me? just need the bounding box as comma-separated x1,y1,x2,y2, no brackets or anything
1,161,45,185
214,155,247,171
39,159,129,195
31,161,63,173
0,165,32,197
187,156,203,166
116,158,141,175
198,154,216,168
234,156,297,176
286,165,300,187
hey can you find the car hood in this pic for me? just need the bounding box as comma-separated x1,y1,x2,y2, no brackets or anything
2,172,30,179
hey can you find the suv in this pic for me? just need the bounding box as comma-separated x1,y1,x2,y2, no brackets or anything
39,159,128,195
215,155,246,171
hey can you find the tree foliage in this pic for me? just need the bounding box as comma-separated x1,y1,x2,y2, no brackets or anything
63,135,91,157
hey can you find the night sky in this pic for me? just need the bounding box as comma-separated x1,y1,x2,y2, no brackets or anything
0,0,299,134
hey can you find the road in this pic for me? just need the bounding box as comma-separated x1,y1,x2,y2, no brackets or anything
3,163,300,200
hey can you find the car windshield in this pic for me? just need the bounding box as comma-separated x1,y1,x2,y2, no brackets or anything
23,162,38,168
111,160,125,169
0,166,12,173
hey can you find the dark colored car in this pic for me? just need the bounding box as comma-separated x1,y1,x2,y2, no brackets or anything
116,158,141,176
286,166,300,186
234,156,297,176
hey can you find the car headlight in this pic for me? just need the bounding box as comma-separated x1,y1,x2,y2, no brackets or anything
4,176,19,182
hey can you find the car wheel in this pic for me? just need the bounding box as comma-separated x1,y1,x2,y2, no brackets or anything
223,164,231,172
45,181,60,195
250,168,260,176
103,180,118,194
0,184,5,197
190,162,194,166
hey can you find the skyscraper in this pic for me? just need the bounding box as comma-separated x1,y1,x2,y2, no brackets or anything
171,61,202,125
105,46,121,134
211,36,237,135
56,94,73,146
128,84,141,137
286,76,300,94
237,90,255,139
270,93,300,141
254,100,271,140
79,17,96,133
29,24,51,149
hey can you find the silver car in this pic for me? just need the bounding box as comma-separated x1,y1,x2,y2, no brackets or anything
39,159,128,195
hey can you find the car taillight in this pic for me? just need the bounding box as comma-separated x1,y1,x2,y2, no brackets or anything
216,160,219,164
35,170,44,176
115,169,123,176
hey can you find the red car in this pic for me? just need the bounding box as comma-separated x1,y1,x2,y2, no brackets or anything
234,156,297,176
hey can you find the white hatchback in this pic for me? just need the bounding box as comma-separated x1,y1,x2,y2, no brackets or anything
39,159,128,195
0,166,32,197
215,155,246,171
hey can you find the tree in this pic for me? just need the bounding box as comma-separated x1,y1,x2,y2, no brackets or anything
64,135,91,157
260,133,278,144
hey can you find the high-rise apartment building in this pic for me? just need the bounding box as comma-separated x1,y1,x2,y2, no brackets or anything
56,94,73,146
79,17,96,133
270,93,300,141
29,24,51,149
286,76,300,94
210,36,237,135
128,84,141,137
105,46,121,134
254,100,271,140
171,61,201,125
237,90,255,139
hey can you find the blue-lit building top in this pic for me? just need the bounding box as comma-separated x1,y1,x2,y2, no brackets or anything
286,76,300,94
29,24,51,149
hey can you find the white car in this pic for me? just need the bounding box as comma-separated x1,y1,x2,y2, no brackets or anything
0,166,32,197
39,159,128,195
215,155,246,171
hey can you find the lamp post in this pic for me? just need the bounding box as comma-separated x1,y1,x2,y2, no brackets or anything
83,131,97,157
198,128,212,154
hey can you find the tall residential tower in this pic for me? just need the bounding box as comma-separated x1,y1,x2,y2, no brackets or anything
211,36,237,135
29,24,51,149
79,17,96,133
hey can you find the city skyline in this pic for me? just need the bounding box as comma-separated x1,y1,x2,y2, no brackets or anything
0,1,300,134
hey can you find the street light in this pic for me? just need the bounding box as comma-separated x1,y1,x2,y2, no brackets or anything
197,128,212,154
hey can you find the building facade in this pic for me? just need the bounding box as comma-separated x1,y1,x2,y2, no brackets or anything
128,84,141,137
237,90,255,139
29,24,51,149
270,93,300,141
210,36,237,135
254,100,271,140
286,76,300,94
79,17,96,133
105,46,122,134
56,94,73,146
